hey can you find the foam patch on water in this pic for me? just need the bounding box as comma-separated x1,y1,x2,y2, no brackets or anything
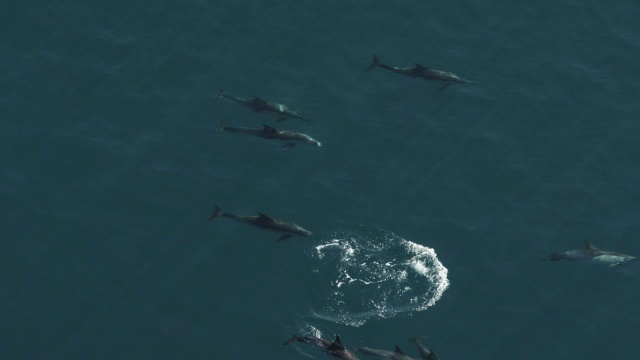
308,225,449,327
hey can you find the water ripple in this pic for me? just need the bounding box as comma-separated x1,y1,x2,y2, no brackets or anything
307,224,449,327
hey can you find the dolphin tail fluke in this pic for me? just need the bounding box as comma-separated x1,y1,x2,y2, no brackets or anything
208,205,223,221
367,54,381,70
283,335,299,345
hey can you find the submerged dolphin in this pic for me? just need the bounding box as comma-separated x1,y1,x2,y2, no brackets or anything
216,89,311,122
284,335,360,360
357,345,417,360
209,205,312,241
544,241,636,267
218,122,322,147
408,338,439,360
367,54,474,91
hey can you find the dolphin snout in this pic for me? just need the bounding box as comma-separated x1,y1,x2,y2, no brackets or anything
299,229,313,236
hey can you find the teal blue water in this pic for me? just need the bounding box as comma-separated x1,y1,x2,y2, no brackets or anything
2,1,640,359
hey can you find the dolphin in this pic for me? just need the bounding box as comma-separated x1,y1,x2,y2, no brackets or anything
284,335,361,360
209,205,312,241
218,122,322,147
357,345,417,360
408,338,439,360
367,54,474,91
544,241,637,267
216,89,311,122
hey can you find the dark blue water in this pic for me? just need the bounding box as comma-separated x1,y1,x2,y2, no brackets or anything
2,1,639,359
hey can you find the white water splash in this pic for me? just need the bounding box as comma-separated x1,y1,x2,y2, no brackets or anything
308,225,449,327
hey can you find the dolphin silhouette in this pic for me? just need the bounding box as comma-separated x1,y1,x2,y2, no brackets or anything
218,122,322,147
284,335,360,360
357,345,417,360
216,89,311,122
544,241,636,267
367,54,474,91
209,205,312,241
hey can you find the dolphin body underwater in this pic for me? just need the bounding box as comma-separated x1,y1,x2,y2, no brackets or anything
358,338,441,360
367,54,474,91
544,241,636,267
209,205,312,241
216,89,311,122
284,335,361,360
357,345,417,360
218,122,322,147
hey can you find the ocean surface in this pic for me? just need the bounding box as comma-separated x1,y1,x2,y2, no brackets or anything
2,1,639,359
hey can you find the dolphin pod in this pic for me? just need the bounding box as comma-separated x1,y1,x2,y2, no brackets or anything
283,335,442,360
208,54,633,360
356,340,439,360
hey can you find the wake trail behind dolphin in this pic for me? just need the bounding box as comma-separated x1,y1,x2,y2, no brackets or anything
306,224,449,327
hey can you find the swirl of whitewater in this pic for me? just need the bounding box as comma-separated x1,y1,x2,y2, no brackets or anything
308,225,449,327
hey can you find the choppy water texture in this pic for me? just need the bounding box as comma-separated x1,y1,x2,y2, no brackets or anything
2,1,640,360
310,225,449,326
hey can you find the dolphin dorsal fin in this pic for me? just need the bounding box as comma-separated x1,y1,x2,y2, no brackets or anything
334,335,345,350
394,345,406,355
585,241,600,250
253,97,269,105
415,63,430,70
262,124,278,133
257,212,274,222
